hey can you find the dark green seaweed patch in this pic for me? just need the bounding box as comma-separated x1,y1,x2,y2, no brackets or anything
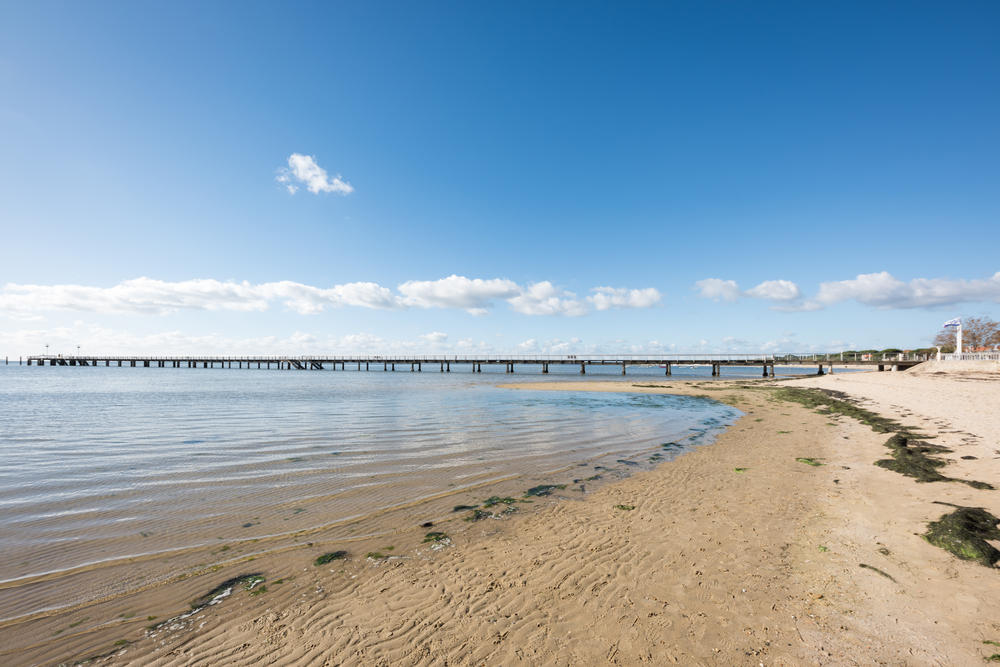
452,504,478,512
616,459,639,466
423,531,448,543
190,573,264,608
314,551,348,566
482,496,517,508
420,521,434,528
771,387,904,434
525,484,566,497
796,457,823,467
614,504,635,511
876,434,993,490
923,505,1000,567
734,467,748,473
465,505,518,522
766,387,997,487
248,585,268,596
858,563,896,582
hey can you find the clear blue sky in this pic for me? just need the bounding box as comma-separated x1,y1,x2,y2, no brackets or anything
1,1,998,356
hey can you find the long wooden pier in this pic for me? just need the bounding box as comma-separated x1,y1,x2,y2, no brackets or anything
21,354,928,374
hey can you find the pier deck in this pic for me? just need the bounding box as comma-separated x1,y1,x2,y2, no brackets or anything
20,354,928,374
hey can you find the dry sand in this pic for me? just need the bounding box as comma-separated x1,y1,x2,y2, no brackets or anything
13,366,1000,665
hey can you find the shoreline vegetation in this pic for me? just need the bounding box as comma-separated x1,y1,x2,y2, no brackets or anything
5,367,1000,664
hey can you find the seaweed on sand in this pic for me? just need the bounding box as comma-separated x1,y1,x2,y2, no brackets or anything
525,484,566,497
190,573,264,608
314,551,348,566
771,387,904,433
876,434,993,490
465,504,518,522
482,496,517,508
423,531,449,543
923,504,1000,567
771,387,994,490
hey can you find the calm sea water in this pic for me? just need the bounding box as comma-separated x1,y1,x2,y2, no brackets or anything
0,362,761,621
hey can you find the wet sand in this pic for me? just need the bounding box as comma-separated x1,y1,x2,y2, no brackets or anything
10,369,1000,664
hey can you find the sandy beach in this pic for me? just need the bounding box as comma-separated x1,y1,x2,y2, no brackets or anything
10,365,1000,665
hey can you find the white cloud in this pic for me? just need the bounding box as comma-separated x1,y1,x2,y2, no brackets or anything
745,280,801,301
398,275,520,313
507,281,587,316
277,153,354,195
0,278,398,316
808,271,1000,309
587,287,662,310
420,331,448,344
0,276,665,319
696,271,1000,311
694,278,741,302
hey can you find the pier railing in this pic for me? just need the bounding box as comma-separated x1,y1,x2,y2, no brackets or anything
942,352,1000,361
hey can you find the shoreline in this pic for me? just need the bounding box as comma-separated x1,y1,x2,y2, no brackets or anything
8,371,1000,664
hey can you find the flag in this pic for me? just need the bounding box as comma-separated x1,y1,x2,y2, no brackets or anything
943,318,961,328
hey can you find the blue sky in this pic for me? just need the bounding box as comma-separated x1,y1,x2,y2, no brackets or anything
1,1,998,356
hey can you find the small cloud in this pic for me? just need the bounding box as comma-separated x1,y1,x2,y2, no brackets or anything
277,153,354,195
694,278,741,302
746,280,800,301
420,331,448,344
398,275,520,314
507,282,587,316
587,287,662,310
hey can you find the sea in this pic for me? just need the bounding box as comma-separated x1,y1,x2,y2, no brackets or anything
0,362,803,630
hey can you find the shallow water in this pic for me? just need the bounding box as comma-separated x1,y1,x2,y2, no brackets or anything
0,363,751,622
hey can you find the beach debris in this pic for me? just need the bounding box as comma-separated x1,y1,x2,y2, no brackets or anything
525,484,566,497
923,504,1000,567
314,551,348,566
876,434,993,489
734,467,748,473
796,458,824,467
452,504,478,512
858,563,896,582
614,504,635,511
616,459,640,466
420,521,434,527
818,546,828,552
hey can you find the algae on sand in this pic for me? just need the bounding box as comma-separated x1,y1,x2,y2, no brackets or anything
875,434,994,490
314,551,348,566
525,484,566,497
796,457,823,467
190,573,264,608
923,505,1000,567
